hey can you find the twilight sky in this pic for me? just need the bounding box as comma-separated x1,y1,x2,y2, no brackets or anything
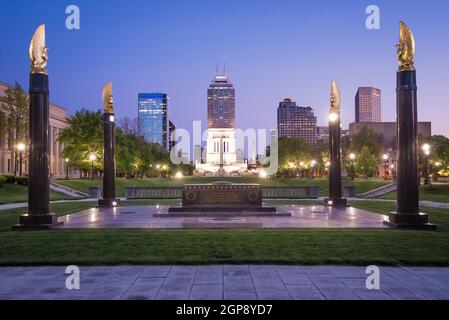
1,0,448,137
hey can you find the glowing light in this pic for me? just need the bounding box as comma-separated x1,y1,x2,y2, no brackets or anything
65,158,69,163
435,162,442,167
259,170,268,179
17,143,26,151
175,171,184,179
89,153,97,161
422,143,431,156
382,154,389,161
112,201,118,207
329,112,339,122
349,153,356,161
311,160,317,167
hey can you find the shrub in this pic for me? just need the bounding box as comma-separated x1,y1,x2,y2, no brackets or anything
0,176,6,188
3,175,16,184
16,176,28,186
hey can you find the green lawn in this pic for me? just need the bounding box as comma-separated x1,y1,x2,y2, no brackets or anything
381,184,449,203
56,177,390,198
0,184,71,204
0,199,448,266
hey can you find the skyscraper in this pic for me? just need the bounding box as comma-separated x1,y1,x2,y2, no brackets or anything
207,75,236,129
355,87,381,122
196,69,246,174
138,93,168,149
277,98,317,144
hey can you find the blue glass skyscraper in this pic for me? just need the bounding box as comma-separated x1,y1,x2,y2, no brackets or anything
138,93,168,149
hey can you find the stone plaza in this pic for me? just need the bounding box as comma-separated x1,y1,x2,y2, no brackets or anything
57,204,388,229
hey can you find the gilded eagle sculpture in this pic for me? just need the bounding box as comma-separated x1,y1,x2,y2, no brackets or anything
396,21,416,71
102,82,114,113
330,80,341,112
29,24,48,74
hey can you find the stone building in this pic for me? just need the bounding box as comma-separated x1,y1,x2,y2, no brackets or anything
0,80,72,179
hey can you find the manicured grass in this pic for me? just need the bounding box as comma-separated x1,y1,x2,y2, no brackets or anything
0,199,448,266
381,184,449,203
56,177,390,197
0,184,71,204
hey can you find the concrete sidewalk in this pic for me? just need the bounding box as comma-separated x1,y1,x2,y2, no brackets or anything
0,265,448,300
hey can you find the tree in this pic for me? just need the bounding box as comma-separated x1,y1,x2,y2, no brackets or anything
430,135,449,177
356,146,378,178
58,109,103,176
277,137,313,178
349,127,383,156
0,82,29,175
119,117,138,135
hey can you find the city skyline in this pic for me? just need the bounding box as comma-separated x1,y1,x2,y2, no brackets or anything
1,0,448,137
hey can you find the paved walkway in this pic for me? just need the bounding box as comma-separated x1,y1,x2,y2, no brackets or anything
0,265,448,300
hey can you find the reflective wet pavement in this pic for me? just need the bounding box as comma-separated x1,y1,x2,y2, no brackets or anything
57,204,389,229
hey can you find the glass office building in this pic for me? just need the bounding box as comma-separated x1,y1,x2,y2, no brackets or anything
138,93,168,149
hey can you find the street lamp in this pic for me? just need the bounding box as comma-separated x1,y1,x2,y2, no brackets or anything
65,158,69,180
382,154,389,180
16,143,26,177
310,160,317,179
422,143,431,185
349,153,356,180
89,153,97,180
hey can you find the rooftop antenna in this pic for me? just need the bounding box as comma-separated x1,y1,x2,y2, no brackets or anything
223,59,227,75
215,61,219,76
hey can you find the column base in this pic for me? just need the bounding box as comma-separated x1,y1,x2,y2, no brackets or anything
13,214,61,230
323,198,348,207
98,199,121,207
384,212,436,230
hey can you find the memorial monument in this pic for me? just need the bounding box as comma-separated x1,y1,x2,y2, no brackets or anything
98,82,120,207
324,81,347,207
386,22,435,229
15,25,59,229
166,182,289,216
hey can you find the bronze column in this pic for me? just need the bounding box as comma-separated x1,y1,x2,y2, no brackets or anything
15,25,58,229
386,21,434,229
98,82,120,207
324,81,347,207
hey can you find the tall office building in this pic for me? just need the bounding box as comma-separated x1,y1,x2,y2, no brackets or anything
355,87,381,122
196,70,247,174
207,74,235,129
277,98,317,144
138,93,168,150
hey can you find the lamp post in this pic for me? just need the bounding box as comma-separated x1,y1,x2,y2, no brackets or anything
349,153,356,180
310,160,317,179
65,158,69,180
422,143,431,186
382,154,389,180
16,143,26,177
89,153,97,180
